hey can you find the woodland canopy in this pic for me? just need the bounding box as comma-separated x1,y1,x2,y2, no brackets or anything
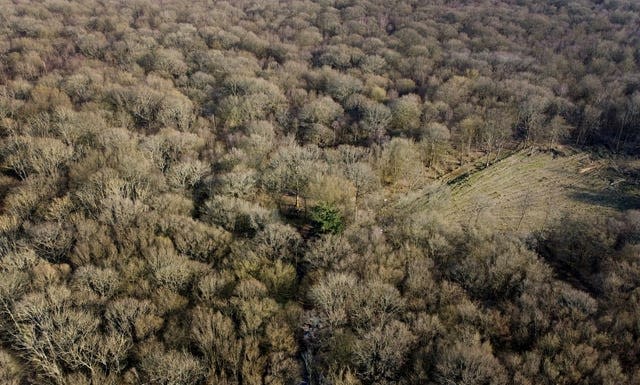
0,0,639,384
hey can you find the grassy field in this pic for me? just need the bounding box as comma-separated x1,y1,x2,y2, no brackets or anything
440,147,640,233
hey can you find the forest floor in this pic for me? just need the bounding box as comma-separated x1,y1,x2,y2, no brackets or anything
442,146,640,234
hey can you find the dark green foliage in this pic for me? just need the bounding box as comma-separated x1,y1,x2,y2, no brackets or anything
310,201,345,234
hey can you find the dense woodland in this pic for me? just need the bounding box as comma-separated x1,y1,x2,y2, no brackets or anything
1,0,640,384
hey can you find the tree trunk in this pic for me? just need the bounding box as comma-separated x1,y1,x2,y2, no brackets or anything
353,192,358,222
485,146,493,167
495,142,503,163
615,124,624,153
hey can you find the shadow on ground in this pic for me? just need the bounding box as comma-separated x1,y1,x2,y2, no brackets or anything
568,185,640,211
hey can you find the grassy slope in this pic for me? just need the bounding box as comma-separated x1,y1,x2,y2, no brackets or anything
442,147,640,233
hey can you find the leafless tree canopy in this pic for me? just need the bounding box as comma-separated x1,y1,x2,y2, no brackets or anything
0,0,639,384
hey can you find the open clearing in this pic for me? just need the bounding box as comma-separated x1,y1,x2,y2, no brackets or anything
442,148,640,233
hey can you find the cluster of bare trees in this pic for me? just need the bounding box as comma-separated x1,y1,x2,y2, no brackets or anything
0,0,639,384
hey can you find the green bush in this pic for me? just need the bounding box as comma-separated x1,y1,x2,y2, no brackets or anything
310,201,344,234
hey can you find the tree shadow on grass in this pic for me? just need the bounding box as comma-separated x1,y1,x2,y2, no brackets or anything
568,186,640,211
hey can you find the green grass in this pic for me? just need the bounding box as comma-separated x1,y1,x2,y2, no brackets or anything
440,148,639,233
